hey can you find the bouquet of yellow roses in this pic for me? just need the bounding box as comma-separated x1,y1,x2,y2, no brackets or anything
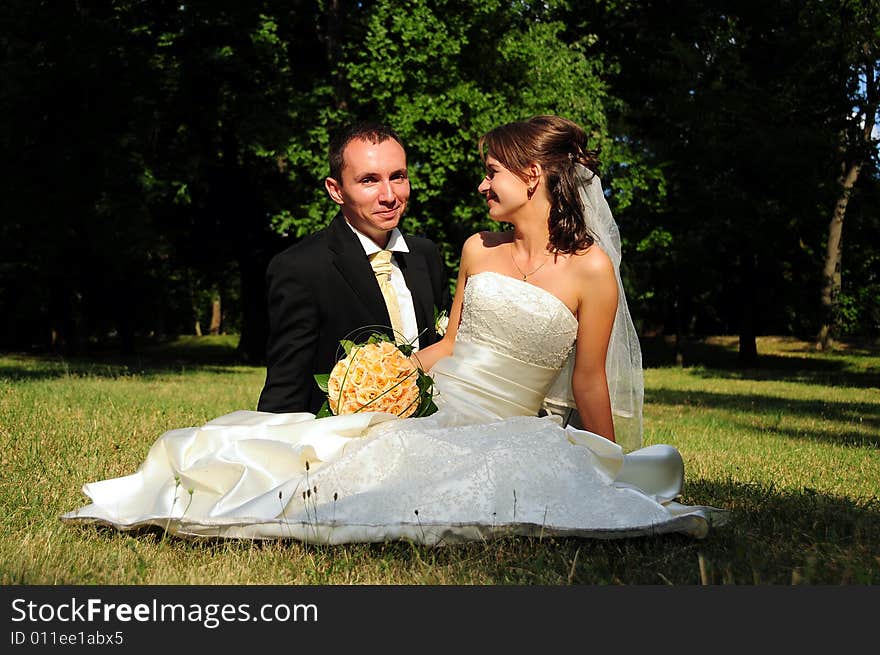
313,332,437,419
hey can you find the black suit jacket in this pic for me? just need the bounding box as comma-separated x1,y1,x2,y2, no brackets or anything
257,214,451,414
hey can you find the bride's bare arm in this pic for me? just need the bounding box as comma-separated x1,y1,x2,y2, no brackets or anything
571,248,619,441
411,234,480,372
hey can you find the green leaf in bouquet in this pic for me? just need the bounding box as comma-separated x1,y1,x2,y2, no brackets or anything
412,370,438,417
313,373,330,394
340,339,357,356
315,400,333,418
397,342,414,356
415,397,438,417
416,372,434,394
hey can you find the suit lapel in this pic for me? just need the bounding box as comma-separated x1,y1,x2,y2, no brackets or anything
327,214,434,345
327,215,390,326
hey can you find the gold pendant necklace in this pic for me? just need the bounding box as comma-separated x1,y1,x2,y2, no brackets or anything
510,245,549,280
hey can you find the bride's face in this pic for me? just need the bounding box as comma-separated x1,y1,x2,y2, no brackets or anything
478,156,530,222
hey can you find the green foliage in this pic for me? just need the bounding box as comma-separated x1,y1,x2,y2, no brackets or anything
313,374,330,396
636,227,674,254
2,0,879,356
269,0,663,282
578,0,880,342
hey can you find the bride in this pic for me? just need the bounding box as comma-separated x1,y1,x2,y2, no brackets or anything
63,116,727,544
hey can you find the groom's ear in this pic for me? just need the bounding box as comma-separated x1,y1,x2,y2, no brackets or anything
325,177,345,206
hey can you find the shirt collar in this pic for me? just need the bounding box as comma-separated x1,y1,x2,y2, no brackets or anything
344,220,410,256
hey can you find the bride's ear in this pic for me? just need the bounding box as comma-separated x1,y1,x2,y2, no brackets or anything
526,163,543,198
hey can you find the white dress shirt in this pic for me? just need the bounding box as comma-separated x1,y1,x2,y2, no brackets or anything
345,221,420,349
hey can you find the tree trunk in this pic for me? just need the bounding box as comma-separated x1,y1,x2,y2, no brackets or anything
816,160,862,351
209,295,222,335
49,280,85,356
817,57,878,350
673,282,684,367
738,251,758,366
187,270,202,336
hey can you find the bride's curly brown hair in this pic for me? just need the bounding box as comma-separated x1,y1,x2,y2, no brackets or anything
478,115,601,254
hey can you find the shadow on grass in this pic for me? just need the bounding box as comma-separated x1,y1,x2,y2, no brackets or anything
692,360,880,389
0,338,256,381
642,337,880,389
0,361,251,381
315,478,877,584
646,388,880,447
414,478,880,584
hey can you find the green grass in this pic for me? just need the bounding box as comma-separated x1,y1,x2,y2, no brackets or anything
1,335,877,585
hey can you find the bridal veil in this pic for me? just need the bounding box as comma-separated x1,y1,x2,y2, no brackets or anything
543,167,644,452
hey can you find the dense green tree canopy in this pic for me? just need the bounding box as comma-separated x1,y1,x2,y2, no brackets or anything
1,0,877,359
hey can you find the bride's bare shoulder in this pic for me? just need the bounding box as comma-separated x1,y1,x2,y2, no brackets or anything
566,246,617,311
570,244,615,280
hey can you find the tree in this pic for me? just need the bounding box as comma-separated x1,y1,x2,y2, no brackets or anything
577,0,880,361
815,0,880,349
270,0,656,282
1,1,316,356
11,0,873,360
1,0,175,353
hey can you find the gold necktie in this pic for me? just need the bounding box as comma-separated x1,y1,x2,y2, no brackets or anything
369,250,405,344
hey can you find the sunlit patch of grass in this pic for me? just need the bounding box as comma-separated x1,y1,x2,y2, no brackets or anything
1,335,877,584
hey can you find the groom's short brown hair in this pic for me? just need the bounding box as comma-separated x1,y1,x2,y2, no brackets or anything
328,121,405,181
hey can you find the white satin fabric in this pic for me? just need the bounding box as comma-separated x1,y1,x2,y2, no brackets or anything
62,272,727,544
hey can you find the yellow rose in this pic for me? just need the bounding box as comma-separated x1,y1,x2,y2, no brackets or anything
326,341,420,417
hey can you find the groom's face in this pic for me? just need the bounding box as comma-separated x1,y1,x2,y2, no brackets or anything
325,137,410,246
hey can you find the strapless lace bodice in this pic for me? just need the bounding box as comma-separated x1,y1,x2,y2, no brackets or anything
456,272,578,369
427,272,579,421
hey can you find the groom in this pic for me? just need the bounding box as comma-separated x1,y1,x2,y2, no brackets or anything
257,122,451,414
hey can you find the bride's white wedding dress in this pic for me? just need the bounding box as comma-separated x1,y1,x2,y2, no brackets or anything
62,271,727,544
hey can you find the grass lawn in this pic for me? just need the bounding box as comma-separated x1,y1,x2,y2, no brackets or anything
1,335,877,584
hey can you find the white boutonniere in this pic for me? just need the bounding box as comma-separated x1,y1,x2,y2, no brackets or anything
434,308,449,336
